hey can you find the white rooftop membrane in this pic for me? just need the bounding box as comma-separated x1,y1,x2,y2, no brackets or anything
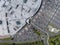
0,0,42,37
